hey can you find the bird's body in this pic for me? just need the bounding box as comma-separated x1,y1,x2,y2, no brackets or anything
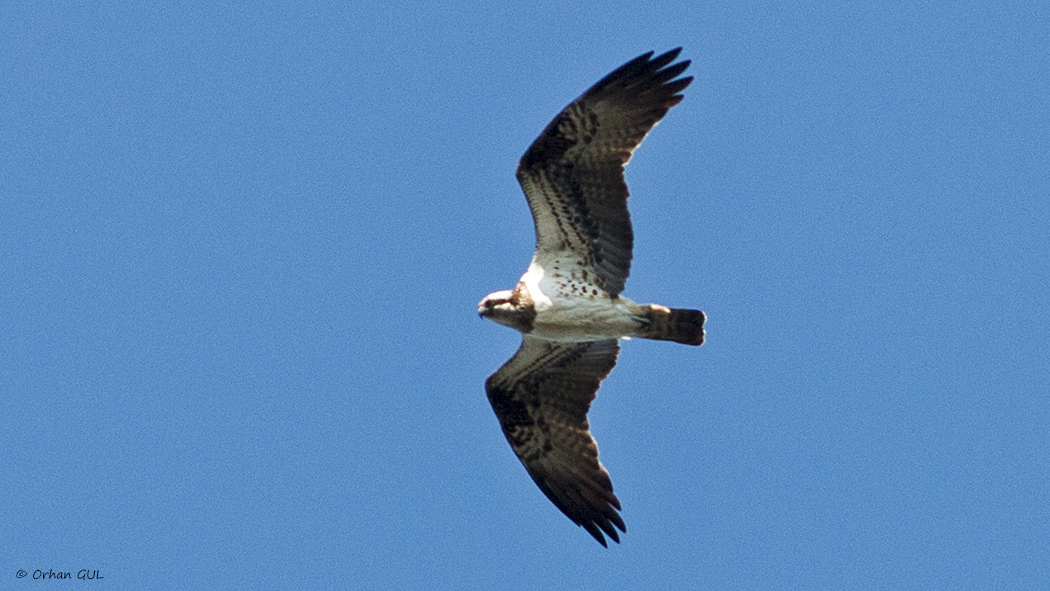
485,262,642,341
478,48,705,546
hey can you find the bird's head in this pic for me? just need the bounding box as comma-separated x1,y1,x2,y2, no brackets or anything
478,290,515,319
478,289,535,332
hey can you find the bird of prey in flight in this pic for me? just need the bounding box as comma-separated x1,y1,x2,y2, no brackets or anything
478,48,705,546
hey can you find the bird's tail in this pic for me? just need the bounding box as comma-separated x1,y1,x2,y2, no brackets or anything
638,304,705,346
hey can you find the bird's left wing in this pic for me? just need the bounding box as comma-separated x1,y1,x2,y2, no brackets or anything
485,336,624,546
516,48,692,296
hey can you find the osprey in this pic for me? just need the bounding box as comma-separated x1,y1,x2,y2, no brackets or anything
478,48,705,546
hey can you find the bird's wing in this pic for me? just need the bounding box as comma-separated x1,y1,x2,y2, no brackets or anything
517,48,692,296
486,336,624,546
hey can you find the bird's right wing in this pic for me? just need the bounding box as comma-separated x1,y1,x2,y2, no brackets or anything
485,336,624,546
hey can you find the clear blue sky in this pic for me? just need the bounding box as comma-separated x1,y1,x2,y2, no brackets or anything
3,1,1048,589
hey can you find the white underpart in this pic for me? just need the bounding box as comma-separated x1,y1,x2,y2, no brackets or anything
522,259,645,342
520,261,553,312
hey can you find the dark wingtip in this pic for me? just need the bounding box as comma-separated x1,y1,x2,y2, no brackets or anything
650,47,683,69
582,522,614,547
580,508,626,547
583,47,691,98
